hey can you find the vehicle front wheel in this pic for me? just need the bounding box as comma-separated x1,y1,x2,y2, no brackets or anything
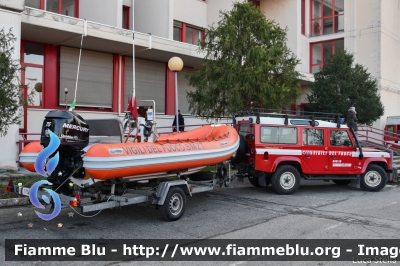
360,165,387,192
159,187,186,221
271,165,300,195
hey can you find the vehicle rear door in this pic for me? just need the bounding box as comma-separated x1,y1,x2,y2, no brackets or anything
327,129,356,173
301,128,328,173
237,121,255,164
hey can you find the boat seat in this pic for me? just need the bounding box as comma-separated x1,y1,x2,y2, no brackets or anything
85,118,124,144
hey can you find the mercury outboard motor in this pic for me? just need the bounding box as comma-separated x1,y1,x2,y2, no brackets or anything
40,110,89,190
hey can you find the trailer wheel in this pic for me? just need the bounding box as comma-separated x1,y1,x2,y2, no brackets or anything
159,187,186,221
360,165,387,192
332,180,351,186
271,165,300,195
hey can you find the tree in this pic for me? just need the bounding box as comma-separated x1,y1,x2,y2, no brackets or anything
186,2,301,120
307,50,384,125
0,28,22,136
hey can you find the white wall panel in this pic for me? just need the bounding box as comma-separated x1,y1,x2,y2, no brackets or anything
135,0,170,38
0,9,21,170
80,0,121,27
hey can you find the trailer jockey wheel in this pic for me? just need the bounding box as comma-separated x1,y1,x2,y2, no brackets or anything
216,163,228,187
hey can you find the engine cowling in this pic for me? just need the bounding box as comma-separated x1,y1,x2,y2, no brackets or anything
40,110,89,150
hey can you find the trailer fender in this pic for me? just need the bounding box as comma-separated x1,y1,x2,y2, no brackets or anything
153,180,191,205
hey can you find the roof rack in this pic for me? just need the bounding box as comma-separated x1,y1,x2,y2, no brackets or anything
234,108,343,128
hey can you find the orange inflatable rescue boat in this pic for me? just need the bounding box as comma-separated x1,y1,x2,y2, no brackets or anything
19,110,239,187
83,125,239,180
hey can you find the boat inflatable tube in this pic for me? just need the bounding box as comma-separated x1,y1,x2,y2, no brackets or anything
19,125,239,181
83,124,239,180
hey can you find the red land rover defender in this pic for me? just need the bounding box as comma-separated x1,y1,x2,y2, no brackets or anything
231,111,392,195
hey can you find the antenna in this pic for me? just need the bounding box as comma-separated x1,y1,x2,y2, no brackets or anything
70,19,87,111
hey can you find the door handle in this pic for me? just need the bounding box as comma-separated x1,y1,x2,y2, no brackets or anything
331,155,337,158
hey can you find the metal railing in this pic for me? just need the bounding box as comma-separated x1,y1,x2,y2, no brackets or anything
356,126,399,181
358,125,400,142
17,133,41,164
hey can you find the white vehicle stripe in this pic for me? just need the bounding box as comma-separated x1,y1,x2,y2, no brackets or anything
256,149,302,155
255,149,390,158
352,152,390,158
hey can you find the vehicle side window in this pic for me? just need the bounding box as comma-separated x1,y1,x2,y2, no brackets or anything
387,125,394,137
330,130,352,146
260,126,297,144
238,124,250,140
303,129,324,146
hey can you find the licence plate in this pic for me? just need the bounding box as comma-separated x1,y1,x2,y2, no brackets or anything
22,187,30,196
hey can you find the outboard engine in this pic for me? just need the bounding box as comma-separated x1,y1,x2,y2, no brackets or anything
40,110,89,190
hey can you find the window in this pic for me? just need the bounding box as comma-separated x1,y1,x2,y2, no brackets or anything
237,124,249,139
26,0,79,18
249,0,260,7
25,0,41,9
311,0,344,37
387,125,394,137
291,120,319,126
173,21,204,46
173,21,182,42
261,127,297,144
303,128,324,146
122,6,130,30
22,42,45,107
186,26,203,45
330,130,351,146
310,38,344,73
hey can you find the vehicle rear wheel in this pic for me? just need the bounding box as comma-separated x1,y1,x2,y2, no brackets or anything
332,180,351,186
360,165,387,192
271,165,300,195
159,187,186,221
